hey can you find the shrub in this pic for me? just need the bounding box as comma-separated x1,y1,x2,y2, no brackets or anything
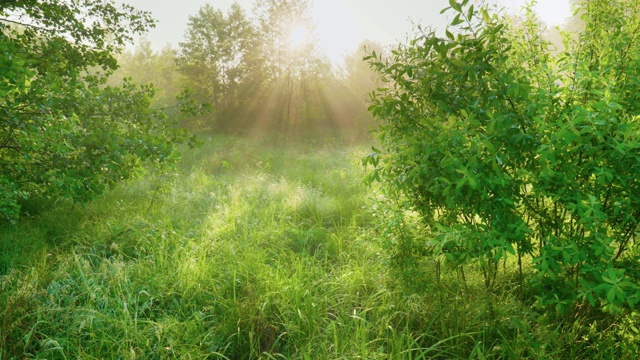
365,0,640,313
0,0,200,222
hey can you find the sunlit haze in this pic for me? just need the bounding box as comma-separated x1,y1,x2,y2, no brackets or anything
116,0,572,65
287,24,311,52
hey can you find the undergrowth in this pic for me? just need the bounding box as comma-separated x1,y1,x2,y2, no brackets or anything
1,136,638,359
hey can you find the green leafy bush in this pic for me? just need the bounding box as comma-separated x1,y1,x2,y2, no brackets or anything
365,0,640,313
0,0,198,222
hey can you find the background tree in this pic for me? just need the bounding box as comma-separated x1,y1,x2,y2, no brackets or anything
340,40,383,138
110,39,181,111
176,2,255,131
253,0,332,139
0,0,195,222
365,0,640,314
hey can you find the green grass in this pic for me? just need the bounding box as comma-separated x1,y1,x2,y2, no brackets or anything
1,136,638,359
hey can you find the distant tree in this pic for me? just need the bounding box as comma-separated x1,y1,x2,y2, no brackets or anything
343,41,382,96
540,0,583,53
176,2,255,131
253,0,332,138
342,40,383,136
111,39,181,110
564,0,585,33
0,0,196,222
254,0,314,79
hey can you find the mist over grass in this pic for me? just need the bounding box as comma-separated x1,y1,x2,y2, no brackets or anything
1,136,638,359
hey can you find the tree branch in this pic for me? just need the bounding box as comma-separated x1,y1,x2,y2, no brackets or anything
0,18,55,33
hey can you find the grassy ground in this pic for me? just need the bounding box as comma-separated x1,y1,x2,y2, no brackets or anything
1,136,638,359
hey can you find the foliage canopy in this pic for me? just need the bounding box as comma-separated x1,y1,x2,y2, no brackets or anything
366,0,640,313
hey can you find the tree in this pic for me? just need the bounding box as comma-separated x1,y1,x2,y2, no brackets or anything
365,0,640,313
341,40,383,138
176,2,255,131
253,0,332,138
0,0,195,222
110,39,181,112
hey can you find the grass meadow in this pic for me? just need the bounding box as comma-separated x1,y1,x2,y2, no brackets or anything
1,136,638,359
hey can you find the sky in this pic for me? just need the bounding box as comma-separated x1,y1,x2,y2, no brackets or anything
115,0,572,65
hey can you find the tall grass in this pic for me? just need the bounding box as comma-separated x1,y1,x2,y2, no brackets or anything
1,136,638,359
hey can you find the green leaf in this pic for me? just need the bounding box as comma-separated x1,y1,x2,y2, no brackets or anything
446,29,454,40
468,176,477,189
607,287,617,303
449,0,462,12
451,14,465,26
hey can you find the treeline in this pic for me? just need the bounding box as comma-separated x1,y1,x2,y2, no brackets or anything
110,0,380,141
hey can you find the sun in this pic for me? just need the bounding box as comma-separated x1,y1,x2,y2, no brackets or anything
287,24,310,51
310,0,364,66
